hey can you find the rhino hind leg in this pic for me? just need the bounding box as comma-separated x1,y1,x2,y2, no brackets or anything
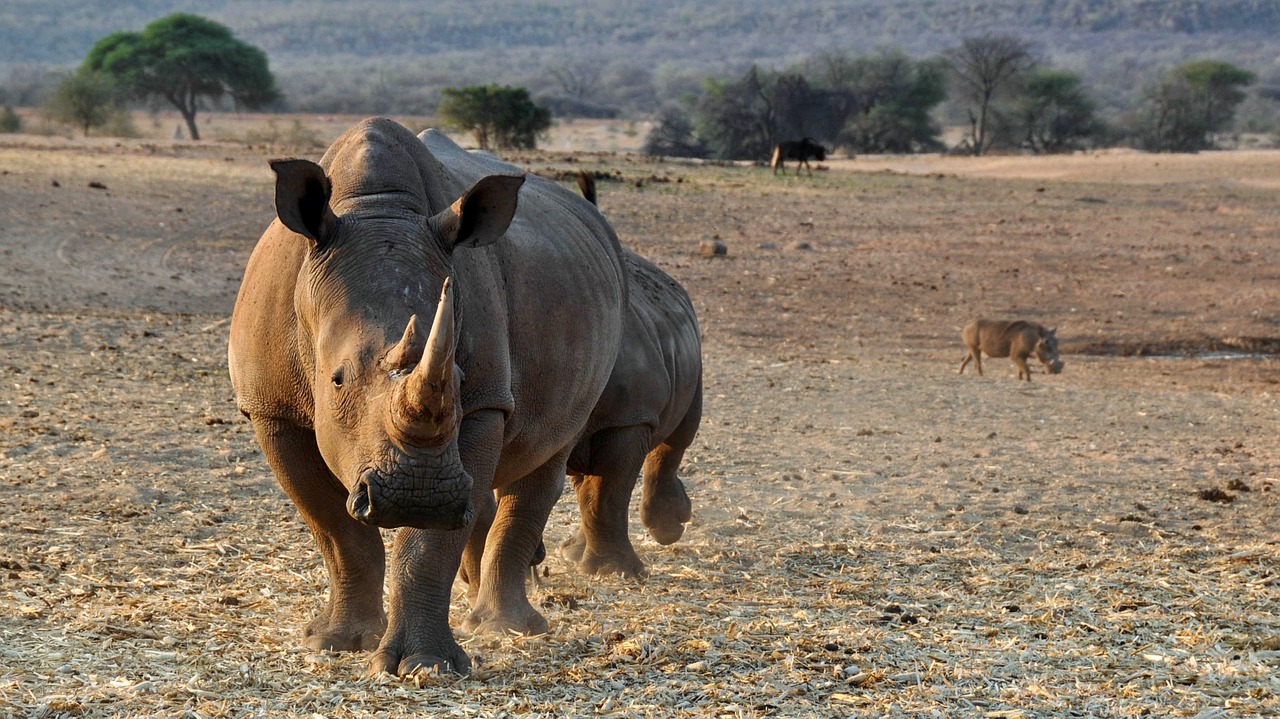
640,443,693,545
456,486,497,603
641,381,700,545
561,426,650,578
252,418,387,652
462,452,568,637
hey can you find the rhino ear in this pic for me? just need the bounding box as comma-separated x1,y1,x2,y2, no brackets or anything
434,174,525,250
270,158,334,243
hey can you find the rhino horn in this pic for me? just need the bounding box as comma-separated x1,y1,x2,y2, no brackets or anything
382,314,425,371
390,278,457,443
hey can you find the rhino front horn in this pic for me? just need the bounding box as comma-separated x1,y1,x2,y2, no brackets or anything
390,279,457,443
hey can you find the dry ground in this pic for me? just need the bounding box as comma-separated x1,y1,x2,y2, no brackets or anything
0,119,1277,718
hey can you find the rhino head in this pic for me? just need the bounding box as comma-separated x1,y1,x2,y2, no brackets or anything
268,150,523,532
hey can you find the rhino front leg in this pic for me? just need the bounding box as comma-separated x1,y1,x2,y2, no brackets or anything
252,418,386,652
463,452,567,637
369,410,505,677
560,426,649,578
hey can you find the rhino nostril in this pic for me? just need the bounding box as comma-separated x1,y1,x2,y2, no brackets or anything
347,474,375,523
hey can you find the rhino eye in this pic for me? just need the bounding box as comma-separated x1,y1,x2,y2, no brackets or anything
331,367,345,388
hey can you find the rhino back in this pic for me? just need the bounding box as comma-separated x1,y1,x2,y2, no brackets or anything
584,251,701,444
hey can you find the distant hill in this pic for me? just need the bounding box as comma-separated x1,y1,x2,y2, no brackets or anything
2,0,1278,117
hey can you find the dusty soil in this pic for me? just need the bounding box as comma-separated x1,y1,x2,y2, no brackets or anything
0,122,1277,718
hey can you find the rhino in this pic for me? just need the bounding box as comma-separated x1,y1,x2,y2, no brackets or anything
959,319,1063,381
227,118,626,676
553,173,702,578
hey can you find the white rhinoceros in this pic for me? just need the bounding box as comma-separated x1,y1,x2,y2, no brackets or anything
228,118,626,675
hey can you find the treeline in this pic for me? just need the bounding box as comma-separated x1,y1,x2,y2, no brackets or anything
644,37,1259,159
3,0,1280,121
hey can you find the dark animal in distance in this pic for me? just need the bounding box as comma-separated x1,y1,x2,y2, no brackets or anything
771,138,826,176
959,319,1063,381
228,118,627,676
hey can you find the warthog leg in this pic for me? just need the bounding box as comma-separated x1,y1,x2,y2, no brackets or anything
959,348,984,375
1013,353,1033,381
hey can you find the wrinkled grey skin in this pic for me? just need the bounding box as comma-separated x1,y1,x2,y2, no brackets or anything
228,118,625,676
537,175,702,579
557,250,703,578
959,319,1063,381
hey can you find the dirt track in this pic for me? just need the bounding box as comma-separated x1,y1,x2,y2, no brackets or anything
0,129,1277,717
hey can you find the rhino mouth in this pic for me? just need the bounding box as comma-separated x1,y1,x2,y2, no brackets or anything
1048,359,1064,374
347,467,474,530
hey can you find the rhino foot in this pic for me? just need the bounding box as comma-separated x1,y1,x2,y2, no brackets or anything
303,613,386,652
578,548,647,579
560,529,646,578
641,481,692,545
368,648,470,677
462,603,549,637
367,629,471,677
558,531,588,564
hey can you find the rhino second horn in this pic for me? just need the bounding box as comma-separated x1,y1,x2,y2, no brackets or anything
383,315,425,371
391,279,457,442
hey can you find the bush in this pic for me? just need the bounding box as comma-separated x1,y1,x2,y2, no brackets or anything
0,106,21,133
643,106,708,158
438,84,552,150
1133,60,1254,152
44,68,121,135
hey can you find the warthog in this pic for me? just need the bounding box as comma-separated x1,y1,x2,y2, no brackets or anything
770,138,826,176
959,319,1063,381
228,119,627,676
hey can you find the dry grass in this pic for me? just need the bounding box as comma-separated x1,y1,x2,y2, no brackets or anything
0,122,1277,718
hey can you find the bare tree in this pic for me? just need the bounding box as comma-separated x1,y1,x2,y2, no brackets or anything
943,34,1035,155
548,57,602,101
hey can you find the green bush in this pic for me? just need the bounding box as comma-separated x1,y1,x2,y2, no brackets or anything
438,85,551,150
0,106,21,133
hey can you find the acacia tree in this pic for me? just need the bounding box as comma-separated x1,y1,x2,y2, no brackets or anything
810,49,947,154
694,66,843,161
1136,60,1254,152
46,68,121,135
1013,69,1102,153
643,105,708,157
943,34,1036,155
83,13,279,140
438,85,551,150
